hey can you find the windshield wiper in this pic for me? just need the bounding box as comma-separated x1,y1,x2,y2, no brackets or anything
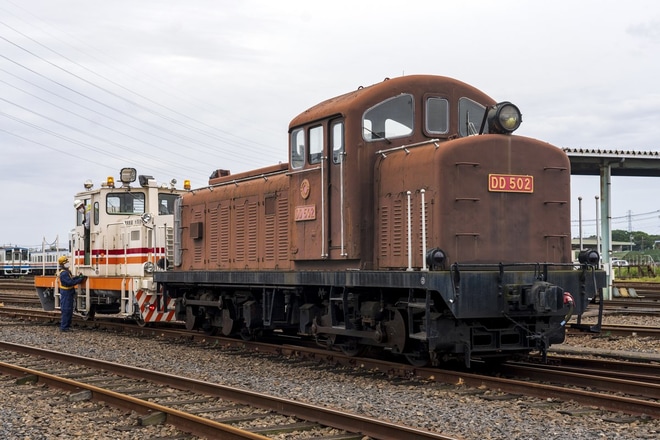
363,127,392,144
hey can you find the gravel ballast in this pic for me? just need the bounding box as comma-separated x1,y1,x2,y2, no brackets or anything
1,313,659,440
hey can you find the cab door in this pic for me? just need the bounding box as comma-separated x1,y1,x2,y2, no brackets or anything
290,120,350,262
290,125,325,261
327,119,346,260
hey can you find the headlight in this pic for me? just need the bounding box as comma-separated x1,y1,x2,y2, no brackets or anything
426,248,447,270
120,168,137,184
141,212,153,225
578,249,600,266
144,262,155,274
487,102,522,134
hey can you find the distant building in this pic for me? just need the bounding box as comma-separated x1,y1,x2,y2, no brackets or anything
571,238,633,252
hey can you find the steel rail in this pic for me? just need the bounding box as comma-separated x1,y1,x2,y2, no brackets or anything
501,362,660,398
2,309,659,419
412,367,660,418
0,358,269,440
0,341,458,440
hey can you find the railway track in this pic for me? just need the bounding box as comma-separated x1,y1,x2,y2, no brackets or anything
2,285,660,424
431,360,660,419
1,306,658,422
499,357,660,401
534,355,660,381
0,341,453,440
567,323,660,338
0,278,34,291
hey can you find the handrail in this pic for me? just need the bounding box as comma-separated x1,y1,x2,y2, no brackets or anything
375,138,440,157
406,188,430,271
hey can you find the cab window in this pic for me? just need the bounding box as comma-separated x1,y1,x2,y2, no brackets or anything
107,192,145,214
158,194,178,215
332,120,344,164
458,97,487,137
426,97,449,134
309,125,323,164
93,201,99,225
291,128,305,169
363,94,414,141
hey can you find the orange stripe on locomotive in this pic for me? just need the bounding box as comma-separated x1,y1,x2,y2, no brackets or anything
73,247,166,267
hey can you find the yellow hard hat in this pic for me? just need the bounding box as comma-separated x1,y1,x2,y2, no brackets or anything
74,199,84,210
58,255,69,265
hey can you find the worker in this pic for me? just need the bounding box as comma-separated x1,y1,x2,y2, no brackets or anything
57,255,85,332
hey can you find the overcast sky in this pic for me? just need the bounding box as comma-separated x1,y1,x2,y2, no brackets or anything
2,0,660,249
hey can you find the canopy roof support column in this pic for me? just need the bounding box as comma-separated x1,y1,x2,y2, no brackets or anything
599,163,612,300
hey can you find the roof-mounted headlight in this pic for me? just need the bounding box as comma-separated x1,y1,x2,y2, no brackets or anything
487,102,522,134
120,168,137,184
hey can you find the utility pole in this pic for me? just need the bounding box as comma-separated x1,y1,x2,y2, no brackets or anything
628,210,633,251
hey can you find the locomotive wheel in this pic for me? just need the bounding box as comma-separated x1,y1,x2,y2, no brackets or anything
221,308,235,336
79,306,95,321
326,335,365,357
383,308,408,354
339,337,366,357
240,326,254,341
184,306,199,331
202,323,217,336
404,341,430,367
135,315,149,328
405,352,430,367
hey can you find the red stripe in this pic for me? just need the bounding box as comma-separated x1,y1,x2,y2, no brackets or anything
74,248,167,257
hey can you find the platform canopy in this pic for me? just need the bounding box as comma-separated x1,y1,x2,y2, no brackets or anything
566,148,660,176
564,148,660,299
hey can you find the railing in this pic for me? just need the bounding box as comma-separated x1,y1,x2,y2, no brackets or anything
405,188,429,272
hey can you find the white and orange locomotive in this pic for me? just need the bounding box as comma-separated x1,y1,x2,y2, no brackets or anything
36,168,190,326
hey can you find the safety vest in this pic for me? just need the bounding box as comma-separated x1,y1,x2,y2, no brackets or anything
57,269,74,291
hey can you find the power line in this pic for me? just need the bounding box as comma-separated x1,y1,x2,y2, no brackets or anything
0,51,269,169
0,30,275,157
571,209,660,225
0,7,280,153
0,12,286,174
0,99,206,175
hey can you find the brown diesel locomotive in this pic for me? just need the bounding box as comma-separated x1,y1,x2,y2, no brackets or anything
156,74,605,366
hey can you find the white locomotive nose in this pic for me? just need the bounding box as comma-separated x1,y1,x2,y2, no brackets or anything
35,167,188,326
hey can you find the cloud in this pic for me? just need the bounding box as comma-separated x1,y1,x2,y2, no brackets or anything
1,0,660,247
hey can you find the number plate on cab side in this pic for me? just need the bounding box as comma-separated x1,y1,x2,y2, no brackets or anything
295,205,316,221
488,174,534,193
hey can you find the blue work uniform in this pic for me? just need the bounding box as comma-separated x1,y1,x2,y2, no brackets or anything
58,268,84,331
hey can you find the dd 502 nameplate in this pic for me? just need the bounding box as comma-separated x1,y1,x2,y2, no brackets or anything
488,174,534,193
295,205,316,221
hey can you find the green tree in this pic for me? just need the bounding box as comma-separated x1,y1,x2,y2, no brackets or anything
612,229,659,251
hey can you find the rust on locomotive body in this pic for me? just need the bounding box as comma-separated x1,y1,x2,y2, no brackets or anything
156,75,604,367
